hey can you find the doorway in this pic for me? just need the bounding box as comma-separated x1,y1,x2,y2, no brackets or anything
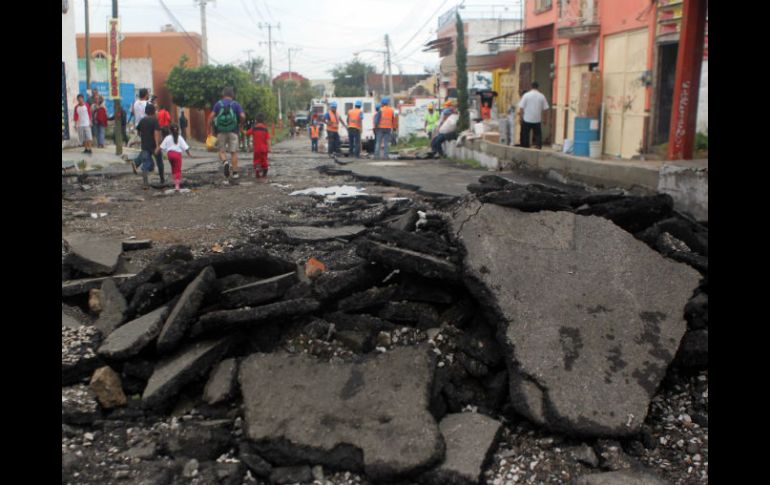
534,48,555,145
654,42,678,145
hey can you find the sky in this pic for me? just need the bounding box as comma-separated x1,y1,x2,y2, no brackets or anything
74,0,521,80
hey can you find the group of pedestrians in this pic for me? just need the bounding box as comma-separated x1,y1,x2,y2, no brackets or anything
74,89,109,154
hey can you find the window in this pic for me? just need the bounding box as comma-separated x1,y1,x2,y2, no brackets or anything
535,0,553,13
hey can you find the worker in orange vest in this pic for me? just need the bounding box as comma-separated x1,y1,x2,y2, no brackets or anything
373,97,396,159
308,120,320,152
323,101,347,157
347,100,364,158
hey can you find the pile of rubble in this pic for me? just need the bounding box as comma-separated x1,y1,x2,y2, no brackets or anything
62,173,707,484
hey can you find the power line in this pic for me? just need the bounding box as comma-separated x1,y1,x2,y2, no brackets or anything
158,0,221,65
394,0,452,56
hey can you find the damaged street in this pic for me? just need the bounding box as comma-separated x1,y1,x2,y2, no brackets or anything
62,138,707,485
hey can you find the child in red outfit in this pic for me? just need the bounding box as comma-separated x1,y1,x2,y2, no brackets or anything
246,114,270,179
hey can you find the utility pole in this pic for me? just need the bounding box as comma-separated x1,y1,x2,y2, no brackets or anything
243,49,255,81
277,88,283,121
195,0,212,65
84,0,91,91
385,34,394,99
112,0,122,155
259,23,280,86
288,47,301,81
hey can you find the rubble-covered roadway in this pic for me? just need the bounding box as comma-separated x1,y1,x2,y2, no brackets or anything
62,138,707,484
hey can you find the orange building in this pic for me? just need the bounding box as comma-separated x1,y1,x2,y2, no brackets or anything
77,32,207,142
480,0,706,159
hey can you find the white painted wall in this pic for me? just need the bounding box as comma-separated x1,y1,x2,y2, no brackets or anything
696,60,707,134
78,58,154,96
467,19,522,56
62,2,80,148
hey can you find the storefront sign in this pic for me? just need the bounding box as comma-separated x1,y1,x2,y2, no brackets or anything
108,18,120,99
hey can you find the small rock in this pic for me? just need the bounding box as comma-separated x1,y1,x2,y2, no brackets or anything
89,289,103,313
312,465,324,481
573,444,599,468
269,465,313,484
182,458,199,478
89,366,127,409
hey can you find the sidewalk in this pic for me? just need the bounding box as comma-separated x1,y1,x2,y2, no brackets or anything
62,141,222,175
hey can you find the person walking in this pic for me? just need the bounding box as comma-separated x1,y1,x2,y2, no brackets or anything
133,103,163,189
94,99,108,148
309,120,320,152
73,95,93,154
347,100,364,158
178,109,189,139
88,88,100,140
324,101,346,157
374,97,395,159
424,103,440,137
518,81,549,149
157,104,172,136
246,114,271,180
209,87,246,178
159,123,193,192
132,88,150,129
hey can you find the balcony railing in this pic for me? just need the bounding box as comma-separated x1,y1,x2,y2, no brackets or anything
557,0,599,38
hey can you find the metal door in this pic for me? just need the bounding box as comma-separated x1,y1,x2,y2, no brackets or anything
602,28,649,158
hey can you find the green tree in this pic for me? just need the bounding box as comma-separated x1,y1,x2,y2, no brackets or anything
238,57,270,85
331,60,376,97
274,78,315,113
455,12,469,132
166,64,277,121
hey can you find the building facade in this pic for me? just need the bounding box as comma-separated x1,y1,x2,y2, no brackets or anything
62,1,81,148
77,32,207,141
477,0,707,159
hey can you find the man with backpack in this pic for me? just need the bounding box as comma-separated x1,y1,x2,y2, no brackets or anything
208,87,246,178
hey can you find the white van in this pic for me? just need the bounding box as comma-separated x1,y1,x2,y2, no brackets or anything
317,97,377,147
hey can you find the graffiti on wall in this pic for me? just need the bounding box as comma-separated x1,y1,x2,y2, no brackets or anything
672,80,691,155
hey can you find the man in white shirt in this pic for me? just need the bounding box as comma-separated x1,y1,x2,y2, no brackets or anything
518,82,549,149
132,88,150,128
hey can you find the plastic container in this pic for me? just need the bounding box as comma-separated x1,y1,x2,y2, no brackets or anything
589,141,602,158
574,117,599,157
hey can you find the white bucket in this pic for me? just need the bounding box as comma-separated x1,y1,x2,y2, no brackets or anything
589,141,602,158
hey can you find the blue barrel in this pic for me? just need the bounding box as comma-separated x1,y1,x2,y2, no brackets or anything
573,117,599,157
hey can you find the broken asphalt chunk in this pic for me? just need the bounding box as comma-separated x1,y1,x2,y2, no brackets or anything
98,305,170,360
357,240,460,282
193,298,320,337
202,358,238,405
420,413,503,485
238,346,444,481
142,337,231,409
576,193,674,233
63,233,123,276
156,266,217,353
281,225,367,242
220,271,297,309
93,278,127,336
451,200,700,436
62,274,135,298
122,239,153,251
